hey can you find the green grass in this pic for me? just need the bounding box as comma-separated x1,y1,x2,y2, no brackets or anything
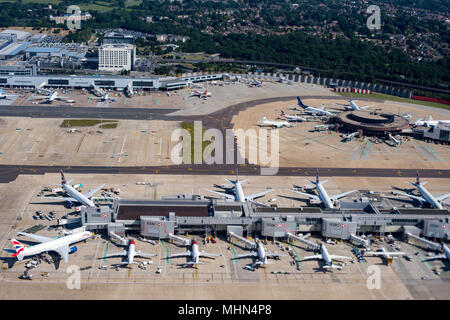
337,92,450,111
60,119,117,128
181,122,213,164
99,123,118,129
0,0,61,3
78,3,115,12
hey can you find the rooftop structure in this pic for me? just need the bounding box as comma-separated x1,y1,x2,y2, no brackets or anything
336,110,410,136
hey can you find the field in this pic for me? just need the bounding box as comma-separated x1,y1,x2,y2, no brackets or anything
337,92,450,111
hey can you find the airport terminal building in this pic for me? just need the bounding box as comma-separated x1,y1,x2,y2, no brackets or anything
79,197,450,242
0,73,225,91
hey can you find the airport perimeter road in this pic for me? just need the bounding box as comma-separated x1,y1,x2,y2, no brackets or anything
0,96,359,121
0,105,179,120
0,165,449,183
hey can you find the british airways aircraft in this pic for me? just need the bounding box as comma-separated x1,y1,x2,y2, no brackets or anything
42,171,105,211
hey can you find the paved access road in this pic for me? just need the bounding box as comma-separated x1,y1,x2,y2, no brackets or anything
0,164,448,183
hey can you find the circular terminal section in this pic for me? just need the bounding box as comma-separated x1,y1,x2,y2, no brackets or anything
336,110,410,135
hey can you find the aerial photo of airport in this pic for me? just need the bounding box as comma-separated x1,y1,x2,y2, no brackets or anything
0,0,449,302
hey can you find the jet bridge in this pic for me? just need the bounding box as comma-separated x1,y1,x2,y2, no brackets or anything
349,234,369,247
227,231,257,249
168,233,191,246
406,232,441,251
286,232,320,251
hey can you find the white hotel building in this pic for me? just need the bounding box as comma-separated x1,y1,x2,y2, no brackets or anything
98,44,135,72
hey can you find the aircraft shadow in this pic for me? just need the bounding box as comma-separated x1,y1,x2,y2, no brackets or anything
277,194,309,204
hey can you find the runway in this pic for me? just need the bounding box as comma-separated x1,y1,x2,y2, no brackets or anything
0,105,179,120
0,164,448,183
0,96,360,122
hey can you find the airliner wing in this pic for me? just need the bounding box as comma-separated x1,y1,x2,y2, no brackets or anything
199,251,221,258
329,255,352,260
168,251,191,258
392,191,425,203
54,245,70,263
17,232,54,243
423,254,446,261
135,251,157,258
84,184,106,199
301,254,322,261
330,190,357,201
234,252,258,259
42,195,77,202
246,189,274,201
104,250,127,258
204,189,235,200
364,251,386,256
290,190,320,201
436,193,450,202
266,251,288,257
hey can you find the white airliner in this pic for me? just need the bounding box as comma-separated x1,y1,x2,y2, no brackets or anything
103,240,156,266
392,172,450,209
33,91,75,104
95,93,115,102
91,84,105,97
234,241,286,267
294,97,334,116
166,240,221,267
423,243,450,262
205,178,273,204
43,170,105,211
290,169,356,209
125,82,134,98
191,89,211,99
259,116,292,128
248,79,262,87
10,231,92,262
414,115,450,127
336,99,372,111
0,89,17,100
301,244,352,270
280,110,306,122
363,247,407,263
342,131,360,142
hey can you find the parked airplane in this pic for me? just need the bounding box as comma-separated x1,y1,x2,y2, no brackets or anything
103,240,156,267
392,172,450,209
42,170,105,211
125,82,134,98
0,89,17,100
259,116,292,128
191,89,211,99
280,110,306,122
166,240,221,267
342,131,360,142
91,84,105,97
423,243,450,262
204,178,273,204
363,247,407,263
10,231,92,262
301,244,352,270
290,169,356,209
294,97,334,116
414,115,450,127
95,93,115,102
336,99,372,111
33,91,75,104
248,79,262,87
233,241,286,268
